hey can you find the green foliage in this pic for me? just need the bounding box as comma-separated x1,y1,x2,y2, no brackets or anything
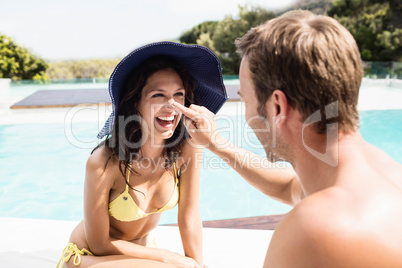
213,6,276,74
178,0,401,76
284,0,334,14
211,16,247,74
179,21,218,44
179,5,276,74
46,59,121,80
328,0,402,61
0,34,48,80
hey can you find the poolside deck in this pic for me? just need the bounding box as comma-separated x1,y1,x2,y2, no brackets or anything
9,85,241,109
0,215,282,268
164,214,285,230
202,214,284,230
0,217,273,268
10,88,111,109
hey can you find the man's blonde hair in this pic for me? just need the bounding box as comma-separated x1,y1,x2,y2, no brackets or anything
236,10,363,134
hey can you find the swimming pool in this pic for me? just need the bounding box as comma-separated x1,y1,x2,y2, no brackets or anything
0,101,401,224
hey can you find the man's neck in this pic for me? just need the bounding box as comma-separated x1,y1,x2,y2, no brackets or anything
292,129,364,196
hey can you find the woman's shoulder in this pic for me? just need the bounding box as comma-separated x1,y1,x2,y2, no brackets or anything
86,144,117,177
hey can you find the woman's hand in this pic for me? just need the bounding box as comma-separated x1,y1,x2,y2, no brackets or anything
171,100,219,148
162,249,201,268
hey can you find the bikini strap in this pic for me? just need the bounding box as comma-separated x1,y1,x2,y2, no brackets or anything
125,165,131,193
173,162,179,183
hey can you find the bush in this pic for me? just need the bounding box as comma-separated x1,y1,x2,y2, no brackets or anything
0,34,48,80
46,59,121,80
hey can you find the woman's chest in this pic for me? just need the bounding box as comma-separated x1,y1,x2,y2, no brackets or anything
109,166,176,212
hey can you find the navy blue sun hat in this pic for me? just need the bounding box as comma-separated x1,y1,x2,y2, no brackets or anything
97,41,228,139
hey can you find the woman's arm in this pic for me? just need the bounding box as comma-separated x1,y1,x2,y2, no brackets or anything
177,140,204,267
83,148,196,266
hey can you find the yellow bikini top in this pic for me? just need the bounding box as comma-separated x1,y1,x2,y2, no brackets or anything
108,162,179,222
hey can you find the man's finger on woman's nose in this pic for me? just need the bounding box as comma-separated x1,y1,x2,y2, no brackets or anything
171,100,200,118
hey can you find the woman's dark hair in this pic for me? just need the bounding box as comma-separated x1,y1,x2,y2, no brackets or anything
100,55,196,187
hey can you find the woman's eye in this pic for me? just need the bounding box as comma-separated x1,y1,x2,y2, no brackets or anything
152,94,164,98
175,92,185,97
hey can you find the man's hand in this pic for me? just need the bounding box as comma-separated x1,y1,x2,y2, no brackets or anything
172,100,219,148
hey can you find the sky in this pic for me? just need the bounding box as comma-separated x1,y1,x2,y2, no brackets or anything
0,0,296,61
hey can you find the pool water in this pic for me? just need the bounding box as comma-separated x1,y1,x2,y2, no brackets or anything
0,110,401,224
359,110,402,162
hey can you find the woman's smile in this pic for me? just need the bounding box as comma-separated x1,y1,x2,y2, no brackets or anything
155,114,177,129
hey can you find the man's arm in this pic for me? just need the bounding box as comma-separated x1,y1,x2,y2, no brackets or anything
172,101,304,206
210,134,303,206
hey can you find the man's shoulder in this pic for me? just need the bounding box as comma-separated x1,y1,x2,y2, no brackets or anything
266,189,354,260
265,187,402,267
278,188,354,240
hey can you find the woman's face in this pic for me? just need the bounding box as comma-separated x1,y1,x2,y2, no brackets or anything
139,68,185,143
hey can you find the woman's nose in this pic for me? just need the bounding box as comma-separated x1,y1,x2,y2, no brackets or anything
162,100,176,111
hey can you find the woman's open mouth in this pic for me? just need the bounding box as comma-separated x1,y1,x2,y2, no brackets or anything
156,115,175,129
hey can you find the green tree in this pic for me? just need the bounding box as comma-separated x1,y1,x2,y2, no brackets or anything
0,34,48,80
211,6,276,74
179,6,276,74
211,16,247,74
284,0,334,15
179,21,218,44
328,0,402,61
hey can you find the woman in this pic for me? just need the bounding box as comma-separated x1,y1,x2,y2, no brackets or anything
57,42,227,268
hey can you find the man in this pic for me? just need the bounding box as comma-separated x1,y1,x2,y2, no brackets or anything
172,10,402,268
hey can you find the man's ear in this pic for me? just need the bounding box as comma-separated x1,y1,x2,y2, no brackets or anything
268,89,289,128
